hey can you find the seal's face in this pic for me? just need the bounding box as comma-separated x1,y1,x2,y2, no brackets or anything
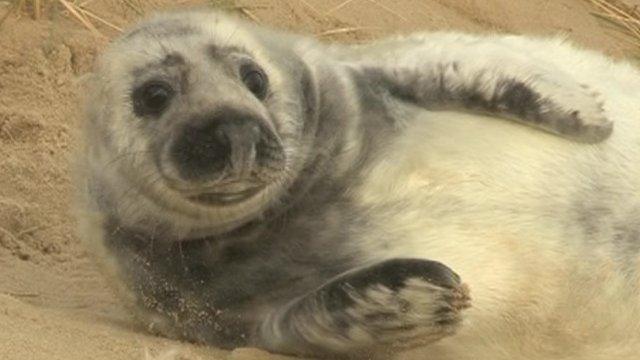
86,12,317,236
132,48,285,206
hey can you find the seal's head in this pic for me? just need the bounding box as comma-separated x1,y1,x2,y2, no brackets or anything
83,11,319,237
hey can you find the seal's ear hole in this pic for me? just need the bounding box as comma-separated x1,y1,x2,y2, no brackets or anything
132,80,175,118
240,62,269,100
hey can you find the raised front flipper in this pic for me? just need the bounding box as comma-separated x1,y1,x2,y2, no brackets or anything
256,258,470,358
348,43,611,143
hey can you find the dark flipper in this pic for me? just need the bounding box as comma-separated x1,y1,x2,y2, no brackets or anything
257,258,471,358
351,60,611,143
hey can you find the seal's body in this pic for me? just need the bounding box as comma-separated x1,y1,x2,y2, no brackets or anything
77,11,639,359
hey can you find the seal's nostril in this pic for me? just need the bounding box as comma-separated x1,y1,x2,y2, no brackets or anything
248,122,261,139
214,126,230,145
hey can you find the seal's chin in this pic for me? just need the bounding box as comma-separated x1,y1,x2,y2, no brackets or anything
188,185,265,206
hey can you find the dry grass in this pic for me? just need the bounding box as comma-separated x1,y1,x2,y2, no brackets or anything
1,0,41,22
317,26,381,37
0,0,267,37
0,0,110,36
3,1,639,54
0,0,390,41
587,0,640,53
57,0,106,38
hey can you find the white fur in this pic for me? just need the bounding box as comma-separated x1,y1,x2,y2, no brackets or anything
351,35,640,359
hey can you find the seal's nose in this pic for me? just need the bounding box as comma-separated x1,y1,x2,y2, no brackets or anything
171,108,263,181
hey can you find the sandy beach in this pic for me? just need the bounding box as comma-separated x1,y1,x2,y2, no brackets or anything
0,0,638,359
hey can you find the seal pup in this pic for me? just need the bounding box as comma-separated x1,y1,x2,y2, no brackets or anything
77,10,639,359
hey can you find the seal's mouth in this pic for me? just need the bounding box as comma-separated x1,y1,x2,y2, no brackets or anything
188,185,265,206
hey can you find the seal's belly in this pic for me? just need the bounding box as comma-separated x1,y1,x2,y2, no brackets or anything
351,110,640,359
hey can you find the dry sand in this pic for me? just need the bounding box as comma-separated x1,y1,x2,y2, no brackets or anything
0,0,638,359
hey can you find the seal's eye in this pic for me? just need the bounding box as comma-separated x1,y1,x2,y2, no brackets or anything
240,63,268,100
133,81,174,117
